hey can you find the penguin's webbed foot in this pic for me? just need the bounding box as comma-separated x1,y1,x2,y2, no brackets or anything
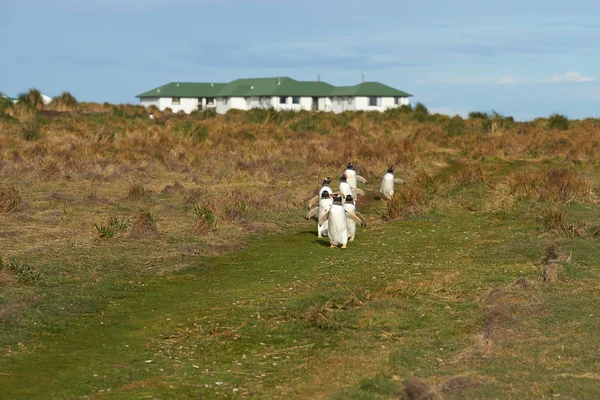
349,237,355,241
341,244,347,249
330,243,336,248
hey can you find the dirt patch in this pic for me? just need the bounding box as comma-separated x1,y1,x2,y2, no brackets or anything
160,181,186,195
540,244,568,282
511,277,534,291
402,376,441,400
483,288,511,340
440,376,480,394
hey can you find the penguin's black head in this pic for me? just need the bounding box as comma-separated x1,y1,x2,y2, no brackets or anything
323,177,332,185
321,190,331,199
340,174,347,182
387,166,394,173
345,194,354,203
332,194,343,205
347,163,354,170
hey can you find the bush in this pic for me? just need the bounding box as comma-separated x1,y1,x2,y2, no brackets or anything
482,111,513,135
50,92,78,111
468,111,489,120
444,116,465,137
129,208,159,239
193,203,219,234
547,113,570,131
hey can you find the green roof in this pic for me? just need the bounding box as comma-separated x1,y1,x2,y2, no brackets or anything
331,82,412,97
137,78,411,98
137,82,226,98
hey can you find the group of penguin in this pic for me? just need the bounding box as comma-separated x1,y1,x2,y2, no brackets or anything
305,163,405,249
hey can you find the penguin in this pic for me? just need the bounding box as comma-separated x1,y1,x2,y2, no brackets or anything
307,177,333,209
338,174,354,201
343,194,367,241
344,163,368,190
319,194,366,249
380,166,405,200
306,190,334,238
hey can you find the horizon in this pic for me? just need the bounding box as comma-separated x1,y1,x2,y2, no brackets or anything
2,0,600,122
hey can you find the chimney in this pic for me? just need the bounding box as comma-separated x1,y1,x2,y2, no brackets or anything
318,74,320,82
361,74,365,83
277,76,281,85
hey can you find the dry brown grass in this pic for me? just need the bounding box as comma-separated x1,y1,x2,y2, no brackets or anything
0,187,23,213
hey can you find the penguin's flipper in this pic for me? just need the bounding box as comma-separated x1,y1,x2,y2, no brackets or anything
356,175,367,184
306,207,319,221
347,211,367,227
354,188,366,197
307,194,319,209
394,178,406,184
355,211,367,225
318,212,329,226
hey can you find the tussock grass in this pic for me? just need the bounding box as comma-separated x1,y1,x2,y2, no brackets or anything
506,168,595,204
128,208,158,239
0,187,23,213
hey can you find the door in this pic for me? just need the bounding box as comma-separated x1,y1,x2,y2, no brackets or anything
312,97,319,111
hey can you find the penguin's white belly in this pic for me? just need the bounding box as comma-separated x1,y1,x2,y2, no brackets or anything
327,206,348,245
380,174,395,199
317,198,332,236
345,170,358,189
339,182,353,199
319,186,332,198
343,203,357,238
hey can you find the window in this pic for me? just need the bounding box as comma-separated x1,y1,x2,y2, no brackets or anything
279,96,287,104
337,97,342,104
261,97,270,105
206,97,215,105
223,97,228,105
172,97,181,105
245,97,251,104
347,97,352,104
292,96,300,104
369,96,380,106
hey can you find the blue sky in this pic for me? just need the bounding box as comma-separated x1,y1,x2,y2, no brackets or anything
2,0,600,120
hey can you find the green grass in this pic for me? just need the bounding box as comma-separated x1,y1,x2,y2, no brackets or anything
1,170,599,399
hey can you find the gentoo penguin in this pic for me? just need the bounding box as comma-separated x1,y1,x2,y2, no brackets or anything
307,177,333,209
380,166,405,200
338,174,354,201
343,194,367,241
306,191,334,238
319,194,366,249
344,163,367,190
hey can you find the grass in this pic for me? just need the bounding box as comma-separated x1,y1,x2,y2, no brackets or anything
1,106,600,399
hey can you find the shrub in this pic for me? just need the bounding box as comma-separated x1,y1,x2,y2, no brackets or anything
451,164,485,189
444,116,465,137
468,111,489,120
414,102,429,115
547,113,570,131
50,92,78,111
482,111,513,135
19,118,42,141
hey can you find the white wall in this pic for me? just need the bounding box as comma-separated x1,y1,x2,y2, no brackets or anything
140,95,411,114
354,96,410,112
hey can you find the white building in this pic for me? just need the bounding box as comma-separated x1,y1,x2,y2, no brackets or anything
137,77,412,114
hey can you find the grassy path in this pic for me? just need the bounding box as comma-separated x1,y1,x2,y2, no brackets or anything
1,194,600,399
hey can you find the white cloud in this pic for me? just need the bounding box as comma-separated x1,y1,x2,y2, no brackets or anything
544,71,595,83
497,76,515,85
